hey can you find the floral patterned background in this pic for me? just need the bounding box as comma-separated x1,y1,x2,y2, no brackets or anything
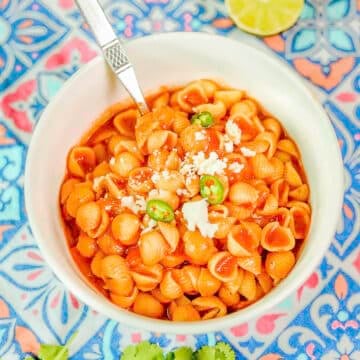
0,0,359,359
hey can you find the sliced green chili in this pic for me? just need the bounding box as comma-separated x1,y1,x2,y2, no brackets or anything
200,175,225,205
191,111,214,128
146,199,174,222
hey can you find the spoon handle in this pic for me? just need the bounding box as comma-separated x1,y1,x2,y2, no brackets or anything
75,0,149,114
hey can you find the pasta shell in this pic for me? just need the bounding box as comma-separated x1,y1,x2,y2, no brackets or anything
183,231,217,265
172,266,198,295
208,251,238,282
192,296,227,320
261,222,295,251
133,293,164,319
227,223,261,257
263,117,282,140
135,112,160,153
172,111,191,134
208,215,236,239
177,83,208,112
146,130,178,154
265,251,295,281
90,251,105,278
151,92,170,110
238,271,257,301
93,144,108,164
172,304,201,321
154,170,185,192
160,270,183,300
147,189,180,210
92,161,110,178
180,124,209,153
271,179,289,207
256,194,278,216
230,100,257,119
197,268,221,296
255,131,277,158
284,161,303,188
76,233,97,258
139,230,167,266
237,253,262,275
111,213,140,245
97,233,124,256
289,206,311,239
110,151,141,178
87,208,110,238
68,146,96,178
289,184,309,201
131,263,163,292
151,287,172,304
256,273,273,294
221,285,241,307
111,286,138,309
277,139,299,158
66,182,95,218
158,222,180,253
223,268,244,294
193,101,227,121
60,178,80,204
214,90,244,108
128,167,154,194
229,182,259,205
113,109,139,138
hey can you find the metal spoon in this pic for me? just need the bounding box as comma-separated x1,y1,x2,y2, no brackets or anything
75,0,149,115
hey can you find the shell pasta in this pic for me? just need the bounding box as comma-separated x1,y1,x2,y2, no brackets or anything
60,79,311,321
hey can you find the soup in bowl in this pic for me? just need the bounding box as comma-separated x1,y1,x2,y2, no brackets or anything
25,32,343,334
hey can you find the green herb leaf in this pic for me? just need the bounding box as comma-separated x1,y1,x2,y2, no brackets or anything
38,331,77,360
214,342,235,360
195,345,216,360
121,341,164,360
166,347,193,360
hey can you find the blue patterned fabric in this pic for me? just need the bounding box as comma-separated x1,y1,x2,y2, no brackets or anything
0,0,359,359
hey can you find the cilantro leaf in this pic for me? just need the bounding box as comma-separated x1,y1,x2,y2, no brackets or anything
37,331,77,360
166,347,193,360
39,345,68,360
195,345,216,360
194,342,235,360
214,342,235,360
121,341,164,360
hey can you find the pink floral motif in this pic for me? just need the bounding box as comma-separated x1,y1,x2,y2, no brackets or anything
1,80,36,132
353,251,360,273
46,38,97,70
336,92,357,102
335,274,348,299
230,323,248,337
58,0,75,9
131,333,142,343
256,314,286,335
297,272,319,300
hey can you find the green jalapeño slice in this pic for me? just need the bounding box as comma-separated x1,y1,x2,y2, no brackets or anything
200,175,225,205
191,111,214,128
146,199,175,222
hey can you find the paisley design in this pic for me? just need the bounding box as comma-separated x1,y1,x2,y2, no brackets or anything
0,0,359,358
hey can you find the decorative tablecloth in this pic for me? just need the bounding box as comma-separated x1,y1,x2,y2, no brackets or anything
0,0,359,359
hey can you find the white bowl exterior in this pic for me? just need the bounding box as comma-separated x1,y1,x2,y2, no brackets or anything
25,33,343,334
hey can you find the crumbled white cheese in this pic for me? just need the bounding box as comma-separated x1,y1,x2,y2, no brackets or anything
241,147,256,157
228,162,244,173
141,219,157,234
109,157,116,165
121,195,146,214
193,151,227,176
195,130,207,141
181,199,218,238
151,172,161,183
223,135,234,153
225,120,241,145
92,175,106,191
176,188,189,196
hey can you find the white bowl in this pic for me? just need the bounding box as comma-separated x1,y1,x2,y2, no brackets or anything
25,32,343,334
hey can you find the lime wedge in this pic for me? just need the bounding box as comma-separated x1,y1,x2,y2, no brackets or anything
226,0,304,36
